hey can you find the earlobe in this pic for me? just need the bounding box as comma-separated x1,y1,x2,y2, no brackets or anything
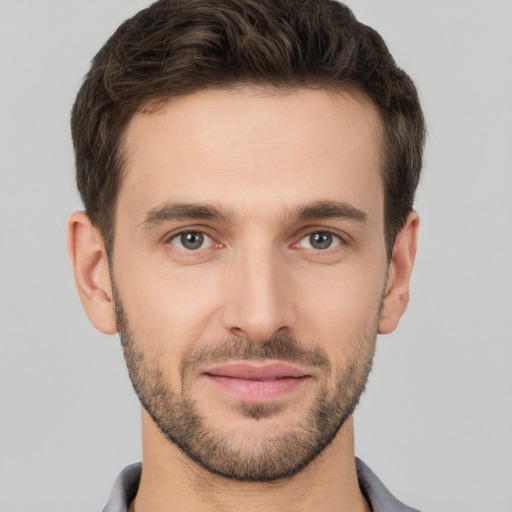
67,211,118,335
378,211,419,334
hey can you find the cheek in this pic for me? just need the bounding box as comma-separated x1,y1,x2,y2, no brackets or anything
115,257,224,356
294,264,385,356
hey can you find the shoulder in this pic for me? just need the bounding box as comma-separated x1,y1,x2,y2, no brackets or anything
356,458,422,512
102,463,142,512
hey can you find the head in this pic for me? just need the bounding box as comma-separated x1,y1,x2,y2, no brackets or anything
68,0,424,482
71,0,425,259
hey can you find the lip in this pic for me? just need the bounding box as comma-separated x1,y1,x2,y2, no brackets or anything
203,362,311,401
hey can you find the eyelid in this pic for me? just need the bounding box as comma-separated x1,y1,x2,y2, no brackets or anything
299,231,341,250
162,224,213,241
163,226,222,250
161,225,350,253
170,231,213,250
291,227,351,249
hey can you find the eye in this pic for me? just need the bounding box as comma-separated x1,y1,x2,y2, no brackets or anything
170,231,213,251
299,231,342,250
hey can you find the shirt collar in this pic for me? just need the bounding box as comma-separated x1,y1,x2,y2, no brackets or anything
102,459,420,512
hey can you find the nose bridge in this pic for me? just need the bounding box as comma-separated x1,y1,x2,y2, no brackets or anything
222,240,291,342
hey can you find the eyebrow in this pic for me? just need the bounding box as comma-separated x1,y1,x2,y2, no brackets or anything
139,202,231,229
139,199,367,230
290,200,368,223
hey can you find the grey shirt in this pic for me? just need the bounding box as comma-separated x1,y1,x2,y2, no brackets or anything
102,458,421,512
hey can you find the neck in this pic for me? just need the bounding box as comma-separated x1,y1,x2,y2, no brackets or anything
131,410,369,512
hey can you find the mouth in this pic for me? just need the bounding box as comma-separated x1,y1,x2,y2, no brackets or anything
203,362,312,401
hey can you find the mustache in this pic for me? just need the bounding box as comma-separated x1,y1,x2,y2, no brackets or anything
181,333,330,376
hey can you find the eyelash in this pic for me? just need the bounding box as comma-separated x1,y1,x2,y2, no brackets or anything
166,229,220,252
295,231,344,251
165,228,347,254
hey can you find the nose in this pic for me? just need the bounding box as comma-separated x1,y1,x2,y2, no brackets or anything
221,246,294,343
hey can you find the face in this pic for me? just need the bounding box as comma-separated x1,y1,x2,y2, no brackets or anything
112,88,388,481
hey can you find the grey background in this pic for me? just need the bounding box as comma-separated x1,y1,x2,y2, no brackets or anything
1,1,511,511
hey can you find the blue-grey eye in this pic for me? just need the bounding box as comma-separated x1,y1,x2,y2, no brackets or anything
171,231,212,250
301,231,341,250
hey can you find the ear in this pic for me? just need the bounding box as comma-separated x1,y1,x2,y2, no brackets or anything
67,211,117,335
378,211,419,334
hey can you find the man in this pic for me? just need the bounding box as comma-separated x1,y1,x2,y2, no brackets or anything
67,0,425,510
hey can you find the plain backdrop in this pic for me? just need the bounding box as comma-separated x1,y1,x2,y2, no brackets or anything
1,1,511,511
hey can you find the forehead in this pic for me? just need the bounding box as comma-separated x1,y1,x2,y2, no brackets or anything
119,87,385,224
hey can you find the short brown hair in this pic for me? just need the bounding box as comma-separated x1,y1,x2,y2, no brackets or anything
71,0,425,257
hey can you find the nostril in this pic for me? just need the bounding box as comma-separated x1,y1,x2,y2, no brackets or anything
230,326,247,338
228,325,291,344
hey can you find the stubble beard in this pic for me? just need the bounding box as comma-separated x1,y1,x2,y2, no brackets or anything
112,282,377,482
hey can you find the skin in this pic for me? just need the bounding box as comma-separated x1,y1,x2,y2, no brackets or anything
68,87,419,512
